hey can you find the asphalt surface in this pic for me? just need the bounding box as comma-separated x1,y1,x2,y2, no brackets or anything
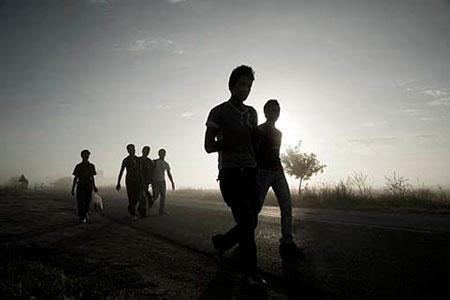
106,193,450,299
2,191,450,299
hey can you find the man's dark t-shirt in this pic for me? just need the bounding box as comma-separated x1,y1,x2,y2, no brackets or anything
73,162,96,188
122,156,140,182
206,101,258,169
140,157,155,184
255,123,283,171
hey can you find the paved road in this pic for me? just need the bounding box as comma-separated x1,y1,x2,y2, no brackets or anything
104,193,450,298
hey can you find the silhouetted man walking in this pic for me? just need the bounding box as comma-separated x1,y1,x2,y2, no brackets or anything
204,65,266,286
116,144,141,221
150,148,175,215
138,146,154,217
72,149,98,223
255,99,303,258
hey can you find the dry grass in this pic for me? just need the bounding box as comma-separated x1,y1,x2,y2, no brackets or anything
5,172,447,213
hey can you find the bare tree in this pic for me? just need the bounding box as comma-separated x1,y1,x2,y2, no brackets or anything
18,175,29,190
281,141,326,199
384,171,411,197
347,171,372,197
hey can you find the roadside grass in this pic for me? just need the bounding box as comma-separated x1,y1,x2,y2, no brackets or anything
5,172,448,214
168,184,450,214
0,243,153,299
299,185,450,213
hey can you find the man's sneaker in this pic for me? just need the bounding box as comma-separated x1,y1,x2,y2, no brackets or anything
211,234,225,267
241,272,268,288
131,215,138,222
279,242,304,258
80,218,87,224
159,212,168,216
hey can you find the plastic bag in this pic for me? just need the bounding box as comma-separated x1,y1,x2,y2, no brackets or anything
92,192,104,213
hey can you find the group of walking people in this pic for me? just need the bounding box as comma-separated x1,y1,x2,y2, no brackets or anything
205,65,303,287
71,145,175,223
71,64,301,289
116,144,175,221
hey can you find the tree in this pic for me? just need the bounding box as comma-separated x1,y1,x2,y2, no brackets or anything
384,171,411,197
347,171,372,197
281,141,326,199
18,175,29,190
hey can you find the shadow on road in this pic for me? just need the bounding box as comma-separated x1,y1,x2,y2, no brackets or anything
198,271,268,300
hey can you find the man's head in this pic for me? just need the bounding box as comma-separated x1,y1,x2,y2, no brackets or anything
142,146,150,157
228,65,255,102
126,144,136,155
264,99,280,123
81,149,90,162
158,148,166,159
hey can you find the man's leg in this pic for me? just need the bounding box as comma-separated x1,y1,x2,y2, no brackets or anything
216,169,263,252
137,184,148,216
76,187,91,222
144,184,153,205
76,189,85,221
126,180,138,217
151,182,161,211
216,169,240,251
272,171,293,243
85,187,93,220
256,169,273,213
241,168,260,274
218,168,258,275
159,181,167,215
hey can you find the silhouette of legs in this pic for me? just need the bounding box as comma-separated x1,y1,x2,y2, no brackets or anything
137,183,152,216
76,186,93,222
218,168,260,275
126,179,140,217
272,171,293,243
258,169,303,258
257,169,293,243
152,181,166,215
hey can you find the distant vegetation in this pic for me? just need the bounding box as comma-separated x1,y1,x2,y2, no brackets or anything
170,171,450,214
277,142,450,213
281,141,326,197
2,170,448,213
298,172,450,213
0,175,29,194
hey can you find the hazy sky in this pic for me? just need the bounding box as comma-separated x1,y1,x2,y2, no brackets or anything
1,0,449,188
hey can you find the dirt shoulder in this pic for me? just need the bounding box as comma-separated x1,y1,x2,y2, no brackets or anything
0,193,220,299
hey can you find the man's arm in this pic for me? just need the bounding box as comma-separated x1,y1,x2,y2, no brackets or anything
91,165,98,193
204,126,223,153
71,176,78,196
91,176,98,193
167,169,175,191
116,161,125,191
